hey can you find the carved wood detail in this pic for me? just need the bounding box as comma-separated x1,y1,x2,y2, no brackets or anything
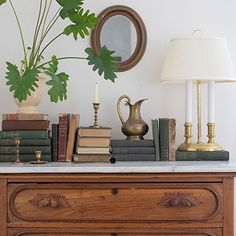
29,193,71,209
159,192,201,208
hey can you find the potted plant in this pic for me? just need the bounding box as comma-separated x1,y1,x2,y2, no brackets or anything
0,0,117,112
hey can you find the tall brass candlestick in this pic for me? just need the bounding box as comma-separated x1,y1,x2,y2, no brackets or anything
92,103,100,128
14,137,21,164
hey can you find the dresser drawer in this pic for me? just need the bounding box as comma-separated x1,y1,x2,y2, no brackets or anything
8,183,223,223
8,228,222,236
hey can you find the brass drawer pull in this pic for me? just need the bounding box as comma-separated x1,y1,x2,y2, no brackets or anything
111,188,119,195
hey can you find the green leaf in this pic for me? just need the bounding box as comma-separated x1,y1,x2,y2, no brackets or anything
5,62,40,102
0,0,7,6
63,9,97,40
45,56,69,103
56,0,84,19
85,46,118,82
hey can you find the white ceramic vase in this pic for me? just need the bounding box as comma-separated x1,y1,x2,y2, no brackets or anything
14,74,45,114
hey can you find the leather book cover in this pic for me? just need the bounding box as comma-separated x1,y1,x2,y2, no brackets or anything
151,119,160,161
159,118,169,161
52,124,59,162
168,119,176,161
2,120,50,131
66,114,80,162
58,113,70,162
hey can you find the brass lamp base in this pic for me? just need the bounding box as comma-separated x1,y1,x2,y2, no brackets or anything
177,122,223,152
178,142,222,152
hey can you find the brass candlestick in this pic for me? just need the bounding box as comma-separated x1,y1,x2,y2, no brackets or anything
92,103,100,128
35,151,42,163
14,137,21,164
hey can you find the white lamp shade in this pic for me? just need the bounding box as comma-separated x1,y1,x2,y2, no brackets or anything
161,37,235,83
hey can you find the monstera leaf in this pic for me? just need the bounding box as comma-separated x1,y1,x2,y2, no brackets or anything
86,46,117,82
6,62,40,102
63,9,97,40
45,56,69,103
56,0,84,19
0,0,7,6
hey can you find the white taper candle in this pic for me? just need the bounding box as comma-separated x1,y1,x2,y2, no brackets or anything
208,80,215,123
185,80,193,123
93,83,99,103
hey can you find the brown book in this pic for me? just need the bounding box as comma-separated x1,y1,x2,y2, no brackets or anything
78,137,110,147
77,147,110,154
168,119,176,161
58,113,70,162
2,113,48,120
66,114,80,162
73,154,112,163
78,127,111,138
2,120,50,131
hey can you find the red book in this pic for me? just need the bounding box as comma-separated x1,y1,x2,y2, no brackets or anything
58,113,70,162
2,120,50,131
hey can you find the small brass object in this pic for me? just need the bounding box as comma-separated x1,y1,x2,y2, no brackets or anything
117,95,148,140
30,151,47,164
91,103,100,128
14,137,21,164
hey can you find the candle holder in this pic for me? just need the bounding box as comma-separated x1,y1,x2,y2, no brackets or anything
91,103,100,128
14,137,21,164
30,151,47,164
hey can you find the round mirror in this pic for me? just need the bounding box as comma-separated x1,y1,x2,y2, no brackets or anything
91,6,147,72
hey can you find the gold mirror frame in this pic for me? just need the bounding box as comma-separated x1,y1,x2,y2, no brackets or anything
91,5,147,72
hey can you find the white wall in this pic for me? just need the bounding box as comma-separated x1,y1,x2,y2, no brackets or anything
0,0,236,232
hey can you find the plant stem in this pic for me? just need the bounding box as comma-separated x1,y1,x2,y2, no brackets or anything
29,0,43,68
36,56,87,69
30,0,48,65
9,0,28,68
36,32,63,65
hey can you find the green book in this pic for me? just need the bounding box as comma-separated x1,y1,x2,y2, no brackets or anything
159,118,169,161
0,138,51,146
0,154,51,162
0,131,48,139
176,150,229,161
151,119,160,161
0,146,51,155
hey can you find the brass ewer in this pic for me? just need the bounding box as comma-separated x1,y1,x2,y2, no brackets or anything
117,95,149,140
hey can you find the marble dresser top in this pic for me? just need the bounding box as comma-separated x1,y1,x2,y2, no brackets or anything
0,161,235,174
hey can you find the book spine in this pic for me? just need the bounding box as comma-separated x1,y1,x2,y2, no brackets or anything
0,131,48,139
52,124,59,162
113,154,156,162
0,154,51,162
111,139,154,147
159,119,169,161
2,113,48,120
58,114,70,162
112,147,155,154
176,151,229,161
73,155,112,163
0,146,51,155
168,119,176,161
0,139,51,146
2,120,49,131
151,119,160,161
66,114,80,162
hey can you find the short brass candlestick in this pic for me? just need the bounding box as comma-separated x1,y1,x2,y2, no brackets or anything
14,137,21,164
92,103,100,128
35,151,42,163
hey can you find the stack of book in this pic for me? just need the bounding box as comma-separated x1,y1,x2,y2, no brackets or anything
53,113,80,162
74,127,113,163
152,118,176,162
0,113,51,162
111,140,156,161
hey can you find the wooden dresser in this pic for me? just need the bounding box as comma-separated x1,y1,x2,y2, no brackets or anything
0,161,235,236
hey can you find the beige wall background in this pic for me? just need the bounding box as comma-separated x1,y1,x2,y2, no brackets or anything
0,0,236,231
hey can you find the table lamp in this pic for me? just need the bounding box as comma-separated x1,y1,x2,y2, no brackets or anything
161,34,235,151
